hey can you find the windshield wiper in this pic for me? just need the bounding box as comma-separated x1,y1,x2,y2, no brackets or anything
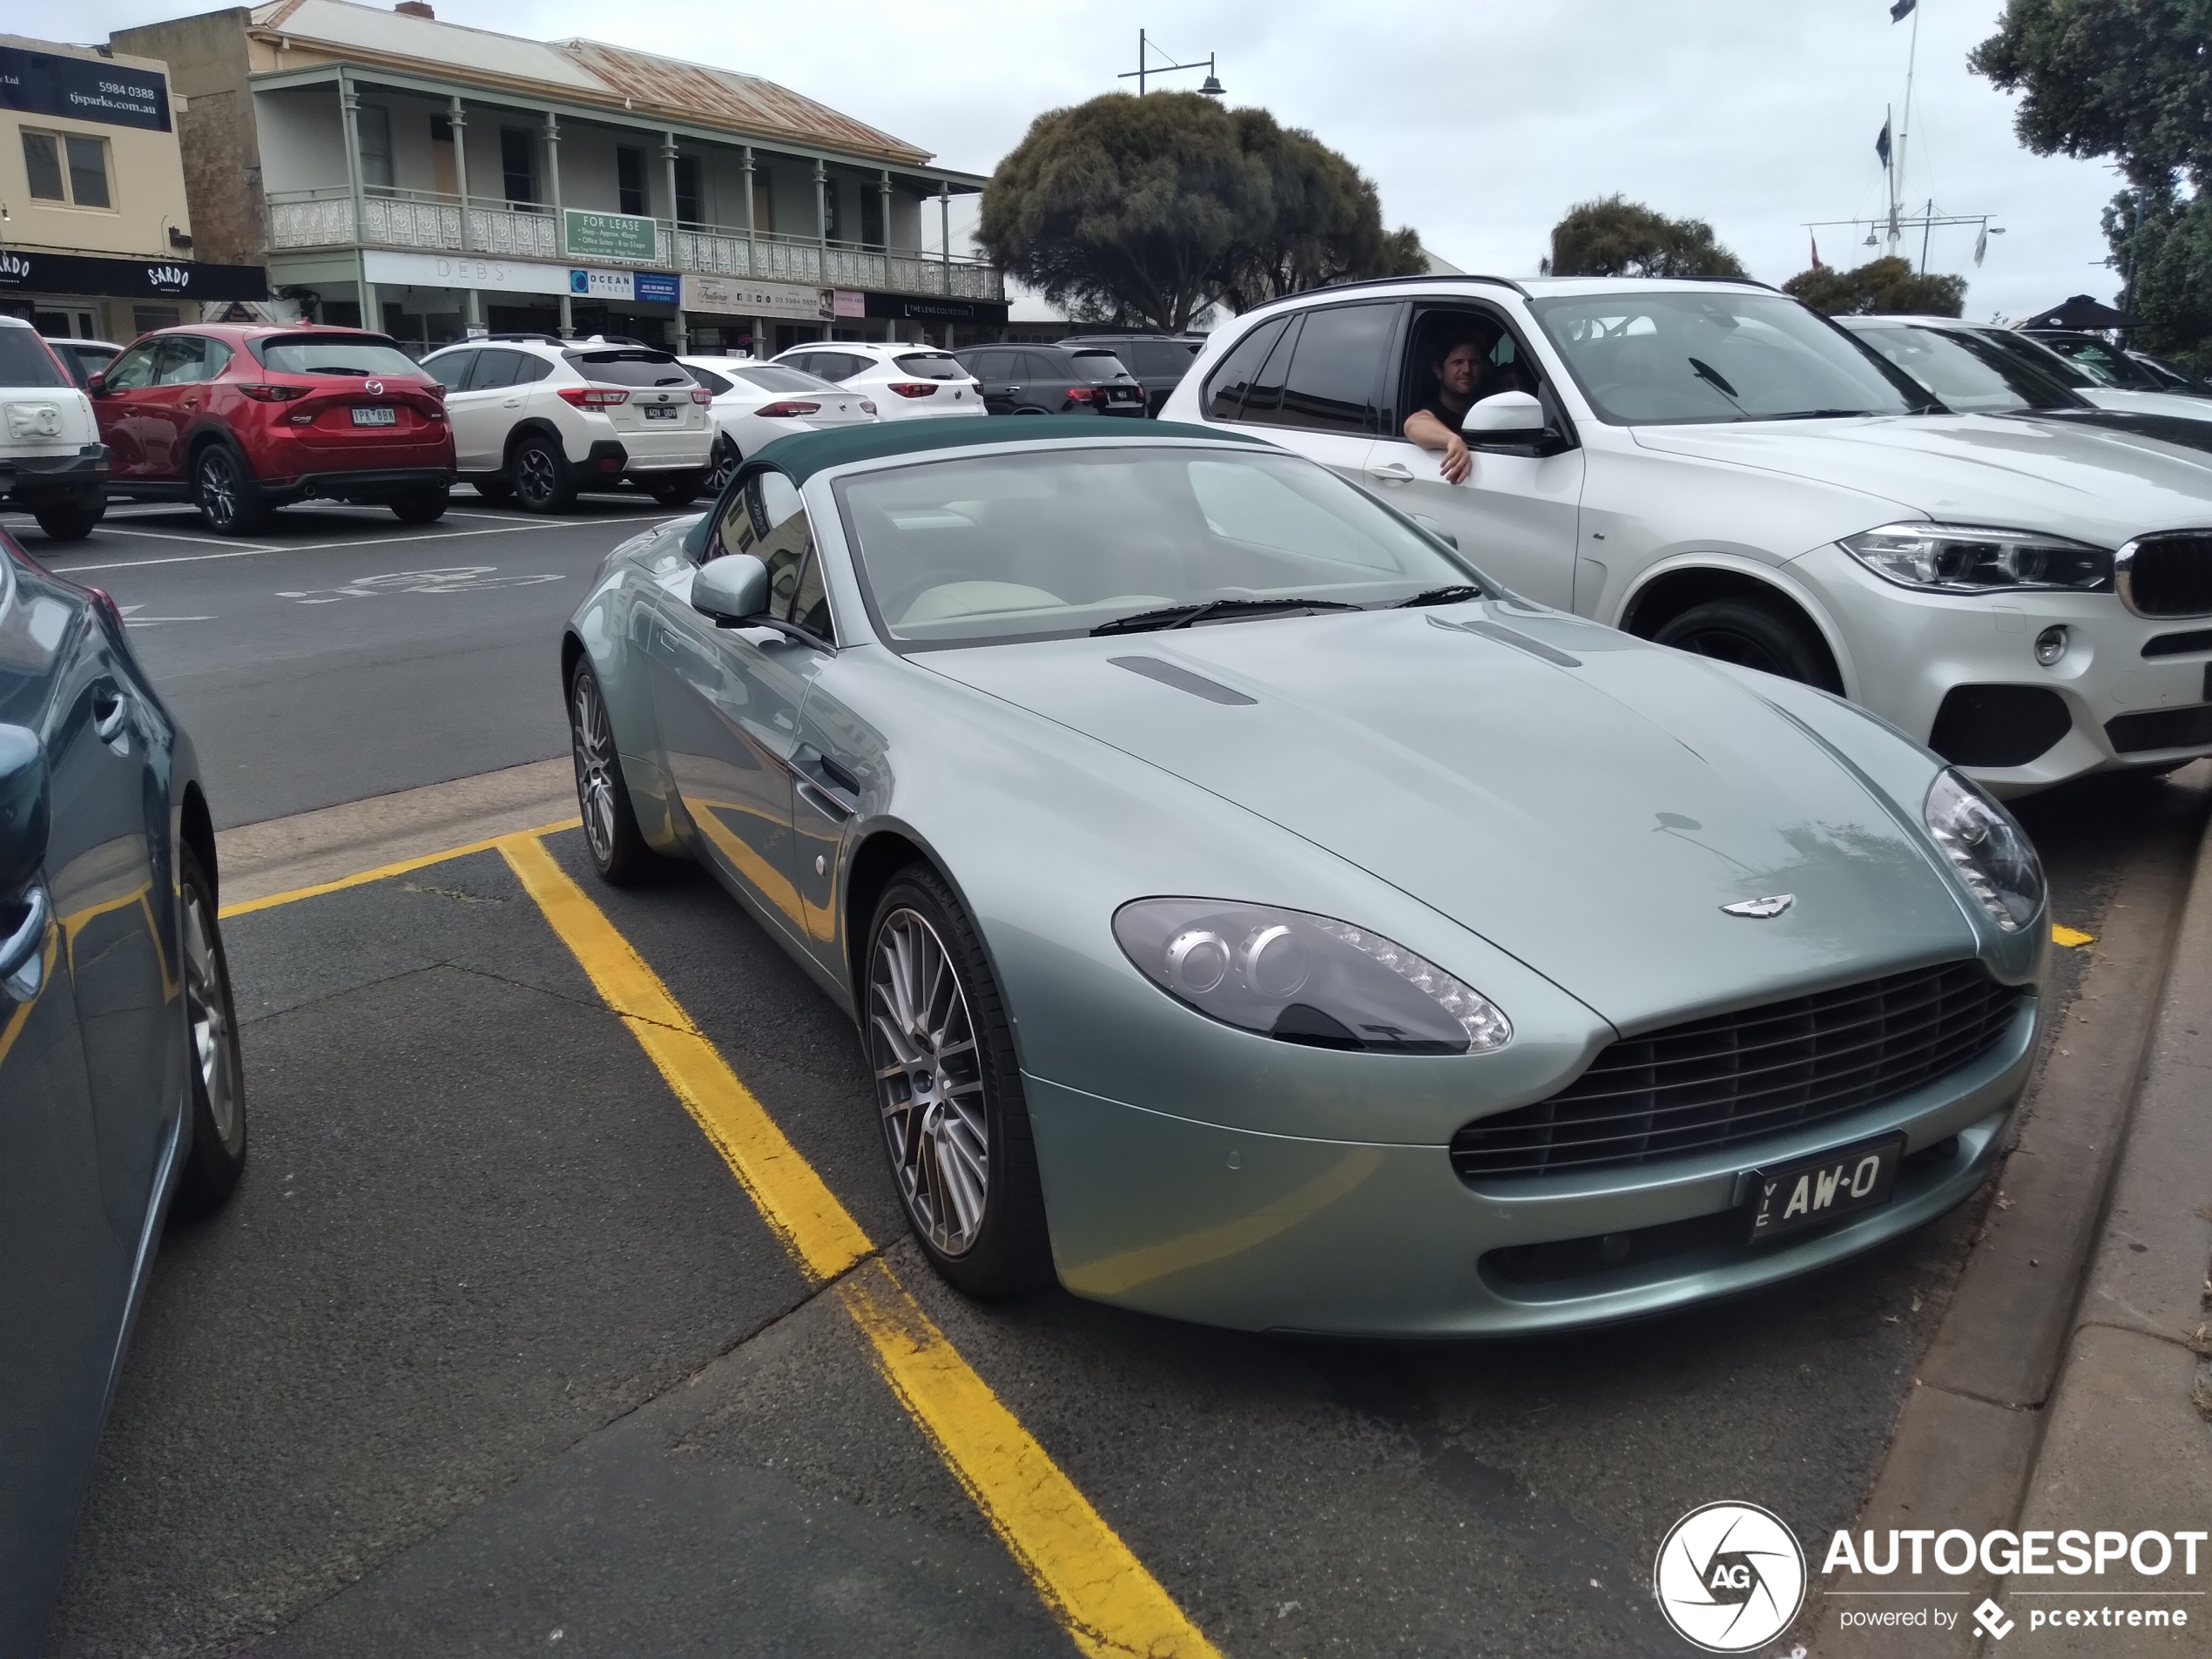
1688,357,1743,401
1394,584,1486,608
1764,407,1886,420
1090,597,1364,636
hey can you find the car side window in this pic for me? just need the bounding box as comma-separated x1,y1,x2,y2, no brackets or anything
104,341,158,390
1021,351,1068,383
153,336,208,385
516,353,553,384
465,348,520,392
712,469,814,618
1203,315,1291,421
786,550,835,644
1271,303,1395,434
426,350,474,390
1393,306,1551,438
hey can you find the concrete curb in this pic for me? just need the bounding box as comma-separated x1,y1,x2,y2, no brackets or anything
1814,769,2212,1657
213,757,577,907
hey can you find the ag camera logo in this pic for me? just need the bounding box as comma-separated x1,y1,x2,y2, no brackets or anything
1655,1501,1807,1653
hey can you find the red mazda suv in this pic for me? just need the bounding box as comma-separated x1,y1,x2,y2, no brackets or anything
88,324,454,535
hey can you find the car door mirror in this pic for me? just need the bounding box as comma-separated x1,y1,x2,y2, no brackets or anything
0,725,51,900
1408,513,1459,550
1460,390,1549,447
86,370,106,395
691,553,771,623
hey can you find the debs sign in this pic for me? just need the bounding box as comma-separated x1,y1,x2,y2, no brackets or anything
0,45,171,132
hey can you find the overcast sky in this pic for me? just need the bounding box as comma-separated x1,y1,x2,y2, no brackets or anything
66,0,2126,321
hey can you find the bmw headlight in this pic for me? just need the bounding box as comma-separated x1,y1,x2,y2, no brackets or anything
1112,898,1510,1055
1923,769,2044,932
1841,523,2111,594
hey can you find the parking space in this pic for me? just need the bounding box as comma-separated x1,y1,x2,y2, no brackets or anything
43,764,2205,1659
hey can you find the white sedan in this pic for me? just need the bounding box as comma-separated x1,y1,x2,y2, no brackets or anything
769,341,986,422
679,357,879,493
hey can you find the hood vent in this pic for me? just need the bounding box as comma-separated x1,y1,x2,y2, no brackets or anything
1108,655,1256,705
1432,614,1582,668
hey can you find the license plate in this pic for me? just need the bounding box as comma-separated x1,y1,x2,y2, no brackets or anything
1746,1131,1906,1244
643,404,678,421
351,406,396,426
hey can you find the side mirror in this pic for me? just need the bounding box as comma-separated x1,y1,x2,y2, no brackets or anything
1460,390,1549,447
1408,513,1458,550
0,725,50,900
691,553,771,623
86,370,107,395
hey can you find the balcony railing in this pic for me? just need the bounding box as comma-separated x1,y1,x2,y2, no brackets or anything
267,186,1004,301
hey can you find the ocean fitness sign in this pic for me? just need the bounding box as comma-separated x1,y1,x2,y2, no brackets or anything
0,45,171,132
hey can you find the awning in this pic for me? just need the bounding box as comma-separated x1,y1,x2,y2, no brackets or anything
0,249,267,302
2020,294,2136,330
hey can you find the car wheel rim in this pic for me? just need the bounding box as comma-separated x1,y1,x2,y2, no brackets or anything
570,672,618,864
517,447,555,504
199,455,236,526
870,907,988,1258
182,881,242,1153
707,444,737,492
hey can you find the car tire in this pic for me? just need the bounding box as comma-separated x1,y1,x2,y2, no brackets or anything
569,656,661,885
31,489,103,542
865,867,1054,1298
172,843,246,1218
649,470,705,508
192,444,268,536
471,477,514,503
511,434,577,514
1653,595,1838,691
705,438,739,495
390,485,449,524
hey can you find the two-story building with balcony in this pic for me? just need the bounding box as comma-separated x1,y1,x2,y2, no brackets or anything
113,0,1005,357
0,32,268,343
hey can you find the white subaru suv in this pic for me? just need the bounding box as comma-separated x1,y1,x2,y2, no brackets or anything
770,341,985,421
421,335,714,512
1161,276,2212,793
0,317,108,541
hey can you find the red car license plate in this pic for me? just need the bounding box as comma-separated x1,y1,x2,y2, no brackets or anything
351,406,397,426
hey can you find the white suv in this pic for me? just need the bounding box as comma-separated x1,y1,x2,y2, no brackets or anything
770,341,984,421
1161,276,2212,793
0,318,108,541
421,335,714,511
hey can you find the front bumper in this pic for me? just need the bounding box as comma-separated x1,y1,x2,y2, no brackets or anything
0,444,110,497
1026,995,2036,1336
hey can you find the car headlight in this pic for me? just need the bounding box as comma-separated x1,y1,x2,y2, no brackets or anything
1111,898,1510,1055
1923,769,2044,932
1841,523,2111,593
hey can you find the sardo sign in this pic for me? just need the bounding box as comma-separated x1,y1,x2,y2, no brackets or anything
563,210,658,263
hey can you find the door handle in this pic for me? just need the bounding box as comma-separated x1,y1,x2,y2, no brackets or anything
182,396,199,410
1003,385,1022,394
502,399,521,408
1366,462,1415,482
91,683,131,749
0,882,49,1000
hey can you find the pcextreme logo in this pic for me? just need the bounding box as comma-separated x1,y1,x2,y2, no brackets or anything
1655,1501,1809,1653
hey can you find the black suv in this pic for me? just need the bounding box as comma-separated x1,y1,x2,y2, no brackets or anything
1057,334,1203,416
952,344,1145,417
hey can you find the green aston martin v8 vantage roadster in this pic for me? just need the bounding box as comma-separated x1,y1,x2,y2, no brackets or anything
559,418,2047,1336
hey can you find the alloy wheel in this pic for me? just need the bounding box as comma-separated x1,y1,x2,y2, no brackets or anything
181,879,243,1154
869,907,988,1257
197,451,239,529
571,671,619,866
706,441,738,494
516,444,556,507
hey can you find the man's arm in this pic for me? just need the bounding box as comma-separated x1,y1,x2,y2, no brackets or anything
1404,409,1473,484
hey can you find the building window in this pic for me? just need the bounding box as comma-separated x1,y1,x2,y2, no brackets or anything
861,186,884,249
499,127,536,205
674,154,701,227
617,145,647,217
356,104,393,190
752,172,773,234
821,179,841,244
22,131,111,208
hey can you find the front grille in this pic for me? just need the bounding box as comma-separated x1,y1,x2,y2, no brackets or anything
1450,962,2026,1184
2120,532,2212,618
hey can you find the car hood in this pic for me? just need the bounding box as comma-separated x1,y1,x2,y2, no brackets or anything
1630,412,2212,544
2080,387,2212,423
922,606,1978,1031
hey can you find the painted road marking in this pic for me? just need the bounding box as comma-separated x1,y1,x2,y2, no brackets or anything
2053,924,2095,948
49,515,667,575
217,815,583,920
496,832,1218,1659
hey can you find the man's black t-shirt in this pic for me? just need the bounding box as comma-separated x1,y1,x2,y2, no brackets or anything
1408,383,1478,436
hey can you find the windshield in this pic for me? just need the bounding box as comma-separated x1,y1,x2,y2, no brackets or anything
1068,349,1134,383
893,351,962,381
1530,291,1922,424
0,328,68,388
837,448,1480,648
252,334,421,377
731,363,833,395
569,348,691,388
2030,333,2164,390
1845,321,2085,413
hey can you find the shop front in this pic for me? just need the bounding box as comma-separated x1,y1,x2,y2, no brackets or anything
0,249,269,343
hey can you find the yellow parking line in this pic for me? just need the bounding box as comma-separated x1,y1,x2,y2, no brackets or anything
496,830,1219,1659
219,816,583,919
2052,924,2095,948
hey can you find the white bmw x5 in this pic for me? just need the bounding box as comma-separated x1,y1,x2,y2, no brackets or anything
1162,276,2212,793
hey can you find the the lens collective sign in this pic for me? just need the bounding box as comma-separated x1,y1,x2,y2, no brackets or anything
563,209,658,262
681,273,833,320
1654,1502,1807,1653
0,45,170,132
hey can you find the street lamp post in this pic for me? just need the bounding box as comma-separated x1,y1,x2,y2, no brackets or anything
1119,30,1224,96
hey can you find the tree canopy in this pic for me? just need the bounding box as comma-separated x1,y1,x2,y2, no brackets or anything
977,93,1422,333
1546,196,1747,279
1781,256,1967,317
1971,0,2212,370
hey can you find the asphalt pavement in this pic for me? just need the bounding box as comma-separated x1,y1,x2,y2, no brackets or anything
2,491,678,828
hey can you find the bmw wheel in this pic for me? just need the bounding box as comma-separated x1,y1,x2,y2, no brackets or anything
192,446,267,536
568,657,660,884
172,844,246,1217
866,867,1051,1296
705,438,739,495
512,435,577,514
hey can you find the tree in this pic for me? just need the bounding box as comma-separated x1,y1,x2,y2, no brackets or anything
1780,255,1967,317
1970,0,2212,367
978,93,1424,333
1212,108,1426,313
1546,196,1747,279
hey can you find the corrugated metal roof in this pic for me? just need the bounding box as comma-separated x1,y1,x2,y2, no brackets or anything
248,0,938,165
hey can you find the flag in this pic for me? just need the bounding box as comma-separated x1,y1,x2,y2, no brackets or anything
1876,120,1892,168
1974,226,1989,266
1811,235,1823,270
1891,0,1916,19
